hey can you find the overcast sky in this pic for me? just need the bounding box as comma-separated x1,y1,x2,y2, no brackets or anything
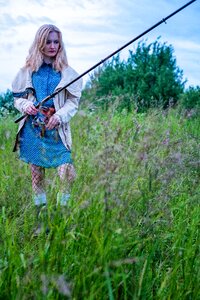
0,0,199,93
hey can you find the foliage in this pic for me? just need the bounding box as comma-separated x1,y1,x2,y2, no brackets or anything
83,39,185,112
0,90,17,116
0,107,199,299
180,85,200,109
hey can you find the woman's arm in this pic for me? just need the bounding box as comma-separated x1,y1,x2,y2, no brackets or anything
13,93,35,114
12,68,36,114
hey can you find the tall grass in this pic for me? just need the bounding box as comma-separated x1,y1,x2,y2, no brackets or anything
0,107,199,299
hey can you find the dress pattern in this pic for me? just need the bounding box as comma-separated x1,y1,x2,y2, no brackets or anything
19,63,72,168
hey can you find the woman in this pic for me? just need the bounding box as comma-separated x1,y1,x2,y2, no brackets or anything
12,24,82,213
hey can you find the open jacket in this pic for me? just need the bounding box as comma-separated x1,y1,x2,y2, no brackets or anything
12,65,83,151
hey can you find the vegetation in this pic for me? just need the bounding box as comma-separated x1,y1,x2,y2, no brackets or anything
0,90,17,116
180,85,200,109
0,105,199,299
0,39,199,299
83,39,186,112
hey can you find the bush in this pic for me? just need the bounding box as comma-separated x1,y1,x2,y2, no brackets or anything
0,90,17,116
180,86,200,109
82,38,185,112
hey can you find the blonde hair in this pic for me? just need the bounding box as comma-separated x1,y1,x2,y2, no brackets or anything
25,24,68,72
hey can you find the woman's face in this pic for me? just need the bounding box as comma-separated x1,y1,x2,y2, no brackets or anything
42,31,60,62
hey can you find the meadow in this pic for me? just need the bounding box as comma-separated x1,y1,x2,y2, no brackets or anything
0,106,199,299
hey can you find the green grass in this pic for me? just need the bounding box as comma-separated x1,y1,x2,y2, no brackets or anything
0,107,199,299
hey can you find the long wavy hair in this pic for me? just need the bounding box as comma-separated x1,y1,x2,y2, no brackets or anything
25,24,68,72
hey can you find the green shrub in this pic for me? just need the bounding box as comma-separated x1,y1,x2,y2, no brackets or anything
83,38,185,112
0,90,17,116
180,85,200,109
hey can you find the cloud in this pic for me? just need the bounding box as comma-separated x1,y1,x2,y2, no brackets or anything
0,0,8,6
1,13,53,30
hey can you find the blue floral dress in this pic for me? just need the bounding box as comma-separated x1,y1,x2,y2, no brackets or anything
19,63,72,168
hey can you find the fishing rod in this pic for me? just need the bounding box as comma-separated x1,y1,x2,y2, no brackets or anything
14,0,196,124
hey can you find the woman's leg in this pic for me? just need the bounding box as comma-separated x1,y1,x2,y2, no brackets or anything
30,164,47,206
57,163,76,205
57,163,76,184
30,164,48,235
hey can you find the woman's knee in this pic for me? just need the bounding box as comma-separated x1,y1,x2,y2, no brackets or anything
30,164,45,181
67,164,76,182
58,163,76,182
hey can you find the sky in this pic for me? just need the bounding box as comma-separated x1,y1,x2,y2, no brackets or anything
0,0,199,93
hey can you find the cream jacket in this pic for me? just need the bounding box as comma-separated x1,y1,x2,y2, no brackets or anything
12,65,83,151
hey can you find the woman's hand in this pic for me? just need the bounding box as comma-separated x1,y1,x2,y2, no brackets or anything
25,103,38,115
46,114,60,130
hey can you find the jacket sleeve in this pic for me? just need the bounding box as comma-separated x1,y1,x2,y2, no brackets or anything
13,91,35,113
55,92,80,124
12,68,34,113
55,75,83,124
